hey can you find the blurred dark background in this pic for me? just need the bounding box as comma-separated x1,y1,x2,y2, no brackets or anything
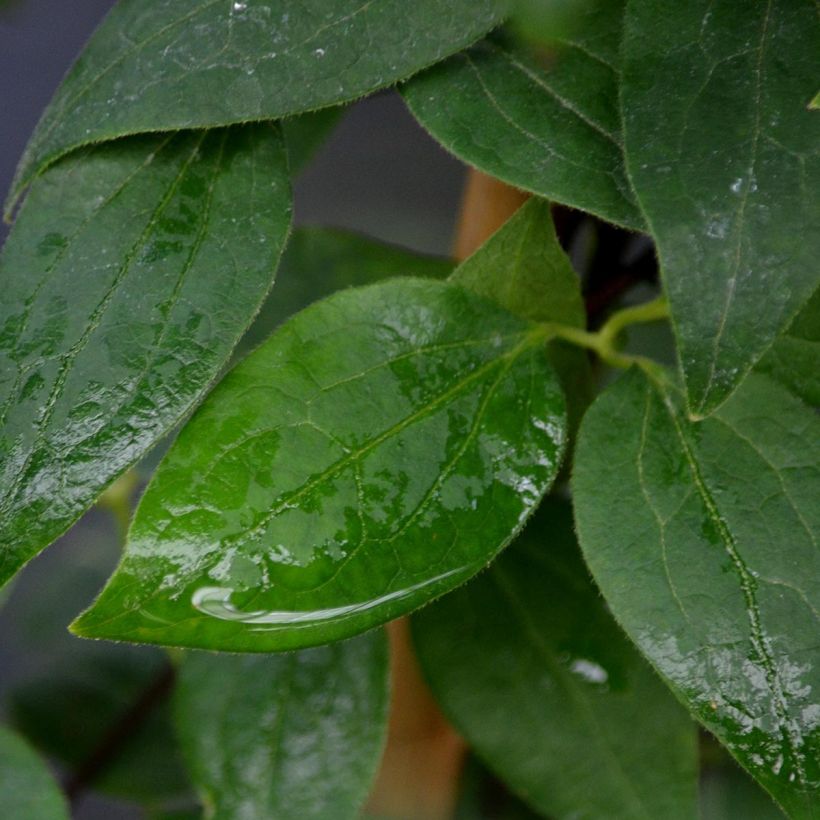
0,1,467,817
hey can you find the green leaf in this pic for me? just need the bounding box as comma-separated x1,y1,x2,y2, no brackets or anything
401,5,645,231
454,756,540,820
702,757,785,820
8,0,505,206
413,498,698,819
174,631,389,820
0,125,290,587
451,198,592,428
756,287,820,408
239,226,452,356
573,369,820,817
620,0,820,415
282,108,345,176
72,279,566,651
0,726,68,820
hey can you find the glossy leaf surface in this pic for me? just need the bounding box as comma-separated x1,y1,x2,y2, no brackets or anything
573,369,820,816
621,0,820,414
240,226,452,355
402,4,644,230
73,279,566,651
0,727,68,820
413,498,698,819
0,125,290,587
9,0,504,203
451,198,592,427
174,630,388,820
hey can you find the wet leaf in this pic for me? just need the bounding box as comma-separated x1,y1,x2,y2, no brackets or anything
402,2,644,230
174,631,388,820
451,198,592,429
620,0,820,415
72,279,566,651
8,0,505,206
413,498,698,819
0,727,68,820
0,125,290,587
573,369,820,817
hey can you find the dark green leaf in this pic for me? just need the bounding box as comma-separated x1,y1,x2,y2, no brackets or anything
454,756,540,820
620,0,820,415
402,4,644,230
174,631,389,819
9,0,505,205
0,726,68,820
239,226,452,355
451,198,592,428
0,125,290,587
72,279,566,651
573,369,820,816
282,108,345,176
413,498,698,819
756,287,820,408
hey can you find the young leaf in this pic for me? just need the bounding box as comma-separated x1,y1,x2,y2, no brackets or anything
0,726,68,820
8,0,505,206
451,198,592,427
756,287,819,408
620,0,820,415
0,125,290,587
72,279,566,651
239,226,452,355
402,2,645,231
413,498,698,819
174,631,388,820
573,369,820,816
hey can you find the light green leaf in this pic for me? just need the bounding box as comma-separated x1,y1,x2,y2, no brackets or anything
72,279,566,651
573,369,820,817
282,108,345,176
756,287,819,408
174,631,388,820
620,0,820,415
239,226,452,355
413,498,698,819
402,3,645,231
451,198,592,428
0,125,290,587
0,726,68,820
8,0,505,207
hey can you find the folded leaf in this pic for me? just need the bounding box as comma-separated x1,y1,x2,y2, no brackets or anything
402,2,644,230
0,727,68,820
8,0,505,207
413,498,698,819
174,631,388,820
573,369,820,817
0,125,290,586
620,0,820,415
451,198,592,428
72,279,566,651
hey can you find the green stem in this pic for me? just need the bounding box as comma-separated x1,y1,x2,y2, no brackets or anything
541,295,670,379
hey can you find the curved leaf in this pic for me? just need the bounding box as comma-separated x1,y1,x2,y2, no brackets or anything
573,369,820,816
72,279,566,651
174,631,388,820
0,726,68,820
9,0,505,206
413,498,698,819
0,124,291,587
402,3,644,230
620,0,820,415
